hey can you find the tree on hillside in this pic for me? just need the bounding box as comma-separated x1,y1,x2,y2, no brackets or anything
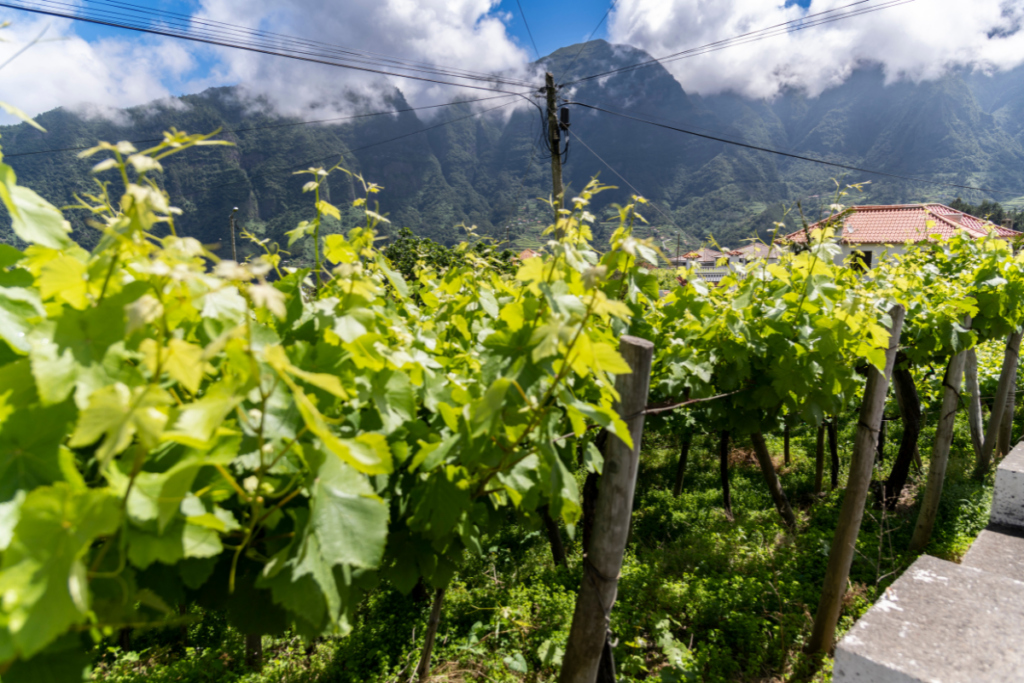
949,197,1024,229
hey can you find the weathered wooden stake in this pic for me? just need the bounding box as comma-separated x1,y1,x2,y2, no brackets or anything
784,423,791,467
876,418,886,463
814,424,826,496
245,634,263,671
828,418,839,490
415,588,446,683
910,317,971,552
965,348,984,459
559,336,654,683
883,364,921,506
806,305,904,654
540,505,567,566
672,438,690,497
977,330,1023,476
751,432,796,529
998,381,1016,459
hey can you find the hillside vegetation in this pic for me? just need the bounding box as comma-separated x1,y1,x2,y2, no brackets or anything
3,41,1024,254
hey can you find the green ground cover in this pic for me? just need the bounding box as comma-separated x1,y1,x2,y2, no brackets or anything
91,407,996,683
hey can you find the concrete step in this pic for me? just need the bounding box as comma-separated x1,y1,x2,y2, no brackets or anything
962,524,1024,581
833,555,1024,682
991,441,1024,529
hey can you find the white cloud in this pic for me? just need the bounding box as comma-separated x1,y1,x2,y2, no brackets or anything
193,0,534,118
0,13,203,124
607,0,1024,99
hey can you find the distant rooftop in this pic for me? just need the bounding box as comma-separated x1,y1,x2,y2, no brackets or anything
730,242,783,259
783,204,1023,245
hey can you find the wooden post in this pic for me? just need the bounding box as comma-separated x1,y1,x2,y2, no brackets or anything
977,330,1023,476
751,432,796,529
415,588,446,683
883,364,922,506
229,207,239,262
806,305,904,654
672,438,691,497
828,418,839,490
965,348,984,459
814,424,826,496
546,72,564,227
559,336,654,683
719,430,733,521
910,317,971,552
245,634,263,671
540,505,567,566
784,423,791,467
876,418,886,463
998,381,1016,458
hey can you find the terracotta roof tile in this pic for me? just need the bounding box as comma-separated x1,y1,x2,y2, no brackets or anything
783,204,1023,245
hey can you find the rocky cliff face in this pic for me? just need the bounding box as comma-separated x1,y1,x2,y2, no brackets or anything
2,40,1023,252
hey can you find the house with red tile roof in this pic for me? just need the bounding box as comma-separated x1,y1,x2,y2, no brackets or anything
782,204,1022,268
730,242,784,263
667,247,729,267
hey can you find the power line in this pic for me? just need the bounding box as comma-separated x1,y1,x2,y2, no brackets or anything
566,127,689,247
178,98,519,199
564,0,914,87
82,0,535,88
567,101,1018,197
514,0,542,61
500,140,540,245
0,1,538,95
34,0,535,88
4,94,517,159
556,1,614,84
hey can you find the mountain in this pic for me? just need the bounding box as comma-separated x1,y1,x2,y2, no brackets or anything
2,39,1024,256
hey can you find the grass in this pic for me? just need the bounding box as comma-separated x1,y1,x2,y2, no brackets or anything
92,410,995,683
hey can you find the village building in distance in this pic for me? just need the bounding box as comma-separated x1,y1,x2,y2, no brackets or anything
781,203,1022,267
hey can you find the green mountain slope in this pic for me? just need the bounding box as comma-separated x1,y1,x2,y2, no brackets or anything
3,41,1024,252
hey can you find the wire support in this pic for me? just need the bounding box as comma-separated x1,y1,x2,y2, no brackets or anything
80,0,536,87
564,0,915,87
555,1,614,85
177,98,520,198
0,0,538,95
566,127,686,237
566,101,1020,196
4,94,518,159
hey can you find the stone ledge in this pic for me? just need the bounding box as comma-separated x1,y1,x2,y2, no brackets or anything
962,525,1024,581
833,555,1024,682
991,441,1024,529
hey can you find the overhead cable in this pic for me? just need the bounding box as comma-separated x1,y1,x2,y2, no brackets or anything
567,101,1017,196
4,94,518,159
556,1,614,84
0,0,538,95
564,0,915,86
514,0,542,60
83,0,536,87
566,127,689,242
179,98,519,198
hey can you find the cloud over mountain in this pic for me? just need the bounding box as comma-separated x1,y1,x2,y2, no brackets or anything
607,0,1024,98
0,14,201,122
193,0,533,117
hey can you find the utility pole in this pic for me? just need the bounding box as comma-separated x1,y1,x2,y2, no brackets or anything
229,206,239,262
545,72,564,226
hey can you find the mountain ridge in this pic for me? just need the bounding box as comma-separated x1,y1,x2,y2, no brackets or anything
2,39,1023,255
